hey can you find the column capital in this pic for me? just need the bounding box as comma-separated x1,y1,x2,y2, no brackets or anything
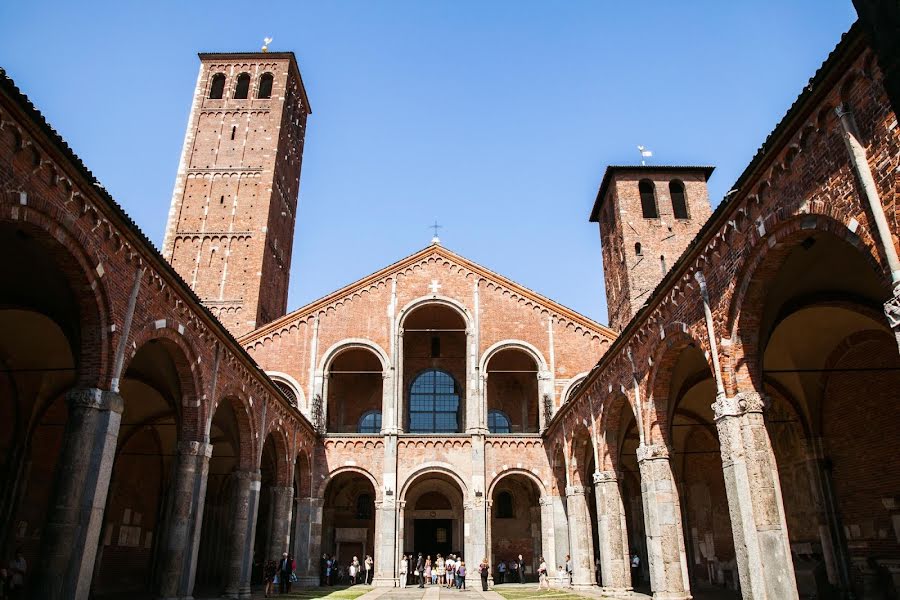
636,443,669,463
565,485,588,497
66,387,123,413
232,469,260,482
177,440,213,457
592,470,617,484
712,391,768,421
538,496,554,507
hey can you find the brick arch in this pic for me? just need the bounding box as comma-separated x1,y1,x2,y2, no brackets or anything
559,372,590,405
726,213,890,394
644,326,711,447
397,295,472,329
567,423,595,487
318,338,390,373
294,449,312,498
479,339,549,373
259,424,292,486
548,441,568,495
317,465,380,501
486,468,547,500
123,324,205,440
0,205,112,389
399,462,469,501
598,390,637,471
207,387,257,472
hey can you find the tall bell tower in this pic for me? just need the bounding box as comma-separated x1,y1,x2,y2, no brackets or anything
163,51,311,337
590,166,714,331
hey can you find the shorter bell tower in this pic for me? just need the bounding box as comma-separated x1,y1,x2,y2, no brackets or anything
590,166,714,331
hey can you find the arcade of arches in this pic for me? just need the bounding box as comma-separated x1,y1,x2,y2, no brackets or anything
2,15,900,600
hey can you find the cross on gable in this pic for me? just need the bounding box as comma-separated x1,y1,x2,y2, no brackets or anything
429,279,442,295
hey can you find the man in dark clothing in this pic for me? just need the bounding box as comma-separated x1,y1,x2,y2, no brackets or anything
279,552,292,594
518,554,526,583
416,553,426,588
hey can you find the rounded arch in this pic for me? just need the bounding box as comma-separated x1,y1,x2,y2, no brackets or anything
398,295,472,330
559,372,590,404
123,323,204,406
479,339,548,373
318,338,390,373
598,390,637,471
487,467,548,499
206,387,257,471
260,423,292,485
0,210,112,389
726,213,891,392
317,465,381,501
294,449,312,498
399,463,470,501
266,371,306,410
644,326,712,446
567,423,596,487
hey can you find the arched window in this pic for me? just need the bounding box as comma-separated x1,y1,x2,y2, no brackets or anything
660,254,667,275
273,381,298,407
639,179,658,219
358,410,382,434
635,242,642,256
258,73,274,99
409,369,460,433
669,180,689,219
356,493,373,519
496,491,514,518
208,73,226,99
233,73,250,99
488,409,511,434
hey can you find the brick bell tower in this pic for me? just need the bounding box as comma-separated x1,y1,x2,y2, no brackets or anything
590,166,714,331
163,51,311,337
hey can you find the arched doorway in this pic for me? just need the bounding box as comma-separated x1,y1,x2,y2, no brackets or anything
489,473,543,582
92,338,187,597
402,303,467,433
485,348,539,434
254,430,292,584
322,471,377,575
325,347,383,433
744,227,900,597
194,396,250,596
401,471,465,565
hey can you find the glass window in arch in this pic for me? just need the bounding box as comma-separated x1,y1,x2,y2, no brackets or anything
488,409,511,434
358,410,382,434
409,369,460,433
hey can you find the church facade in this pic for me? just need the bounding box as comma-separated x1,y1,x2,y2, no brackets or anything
1,12,899,600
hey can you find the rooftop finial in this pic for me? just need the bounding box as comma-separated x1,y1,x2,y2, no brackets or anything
430,220,442,245
637,145,653,166
262,37,273,53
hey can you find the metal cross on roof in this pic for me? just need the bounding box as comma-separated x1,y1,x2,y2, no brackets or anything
430,220,442,245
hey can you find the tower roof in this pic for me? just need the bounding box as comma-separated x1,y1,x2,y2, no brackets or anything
589,165,715,222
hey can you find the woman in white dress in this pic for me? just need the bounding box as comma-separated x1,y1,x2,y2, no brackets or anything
399,555,409,588
435,554,444,585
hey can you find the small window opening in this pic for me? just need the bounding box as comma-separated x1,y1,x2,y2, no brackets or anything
220,195,224,204
431,336,441,358
635,242,642,256
639,179,658,219
660,255,667,275
208,73,226,99
669,180,689,219
258,73,274,99
234,73,250,99
231,126,236,140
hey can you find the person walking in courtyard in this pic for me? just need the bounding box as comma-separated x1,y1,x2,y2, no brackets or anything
518,554,526,583
565,554,572,587
457,561,466,590
278,552,292,594
425,555,432,585
479,557,490,591
365,555,373,584
416,552,425,588
445,554,455,587
538,557,550,590
399,555,408,588
508,555,518,583
6,550,25,600
263,559,277,598
497,558,506,584
349,556,358,584
287,553,296,591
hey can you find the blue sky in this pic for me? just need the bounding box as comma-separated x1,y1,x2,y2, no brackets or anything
0,1,857,324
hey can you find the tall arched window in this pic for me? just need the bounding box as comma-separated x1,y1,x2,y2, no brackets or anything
209,73,226,99
233,73,250,99
635,242,642,256
669,180,689,219
639,179,658,219
488,409,511,434
358,410,382,434
409,369,461,433
258,73,274,99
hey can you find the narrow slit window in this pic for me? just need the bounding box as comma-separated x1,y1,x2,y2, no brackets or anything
208,73,226,99
669,180,689,219
660,255,667,275
635,242,642,256
639,179,658,219
233,73,250,99
258,73,274,99
230,126,236,140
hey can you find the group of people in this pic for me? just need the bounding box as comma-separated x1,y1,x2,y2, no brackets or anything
318,553,373,586
0,548,26,600
535,554,572,590
262,552,297,597
398,552,467,589
494,554,526,584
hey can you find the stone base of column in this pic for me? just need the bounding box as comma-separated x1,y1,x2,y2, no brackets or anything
371,576,398,587
572,582,599,591
597,586,634,596
650,593,692,600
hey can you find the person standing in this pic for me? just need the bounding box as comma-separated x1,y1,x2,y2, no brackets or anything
416,553,425,588
364,555,373,584
424,556,432,586
457,561,466,590
630,551,641,587
445,555,455,587
479,557,490,591
508,556,518,583
326,555,334,586
399,555,408,588
279,552,292,594
538,557,550,590
7,549,25,600
263,559,277,598
518,554,525,583
288,553,296,592
564,554,572,587
349,556,358,584
320,554,328,586
498,559,506,584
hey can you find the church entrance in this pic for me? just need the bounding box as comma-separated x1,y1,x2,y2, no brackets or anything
414,519,453,559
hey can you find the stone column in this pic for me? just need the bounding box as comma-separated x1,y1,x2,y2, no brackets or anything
157,440,212,599
714,392,799,599
637,443,691,600
33,388,123,600
551,495,570,569
593,470,632,593
266,485,294,561
240,472,261,599
538,496,557,573
464,496,489,588
223,470,257,599
372,499,397,586
291,496,310,582
298,497,323,586
564,485,596,589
